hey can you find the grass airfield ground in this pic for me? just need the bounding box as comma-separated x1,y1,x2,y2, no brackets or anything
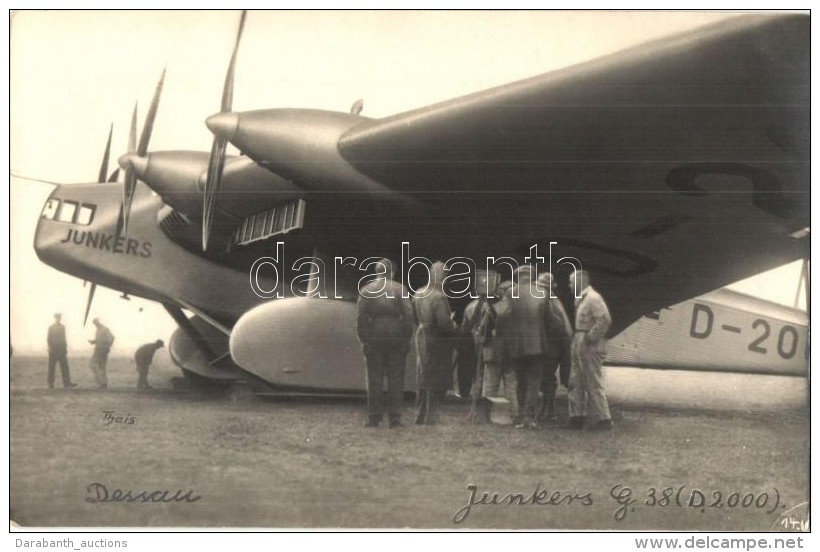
10,355,809,530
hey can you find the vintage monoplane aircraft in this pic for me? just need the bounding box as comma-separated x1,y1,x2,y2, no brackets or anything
33,12,809,392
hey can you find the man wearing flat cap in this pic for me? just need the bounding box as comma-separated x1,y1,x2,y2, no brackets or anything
356,258,415,428
535,272,572,421
506,266,571,429
46,313,77,388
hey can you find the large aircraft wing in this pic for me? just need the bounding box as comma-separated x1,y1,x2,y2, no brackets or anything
337,14,809,334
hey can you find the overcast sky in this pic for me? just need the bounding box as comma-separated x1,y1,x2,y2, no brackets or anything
9,10,807,355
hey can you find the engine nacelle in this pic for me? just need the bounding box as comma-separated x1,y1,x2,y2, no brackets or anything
230,297,418,392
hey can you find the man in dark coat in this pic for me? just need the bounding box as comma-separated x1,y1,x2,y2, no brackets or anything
356,258,415,428
413,261,459,425
507,266,571,429
134,339,164,390
477,280,519,422
535,273,573,421
46,313,76,388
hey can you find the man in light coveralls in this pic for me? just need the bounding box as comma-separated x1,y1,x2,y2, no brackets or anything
567,270,613,431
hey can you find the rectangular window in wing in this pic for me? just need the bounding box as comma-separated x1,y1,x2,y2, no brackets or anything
57,200,77,223
77,204,96,225
41,199,60,220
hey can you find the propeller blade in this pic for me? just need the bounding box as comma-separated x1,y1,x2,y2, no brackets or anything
202,137,228,251
107,168,120,183
97,123,113,183
80,123,111,286
138,68,166,155
201,10,246,251
221,11,246,112
115,203,126,238
83,282,97,327
128,103,137,153
120,104,139,236
119,68,165,236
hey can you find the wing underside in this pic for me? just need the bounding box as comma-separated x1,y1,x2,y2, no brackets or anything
335,14,809,333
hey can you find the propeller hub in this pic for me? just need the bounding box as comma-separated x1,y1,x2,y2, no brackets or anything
117,153,149,177
206,112,239,141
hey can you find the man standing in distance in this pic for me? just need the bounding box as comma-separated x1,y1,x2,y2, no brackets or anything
356,258,415,428
46,313,77,388
134,339,164,390
567,270,613,430
89,318,115,389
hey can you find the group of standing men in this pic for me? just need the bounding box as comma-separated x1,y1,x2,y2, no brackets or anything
46,313,164,390
356,259,613,431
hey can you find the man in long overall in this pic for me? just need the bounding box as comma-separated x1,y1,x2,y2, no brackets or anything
567,270,613,431
413,261,459,425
